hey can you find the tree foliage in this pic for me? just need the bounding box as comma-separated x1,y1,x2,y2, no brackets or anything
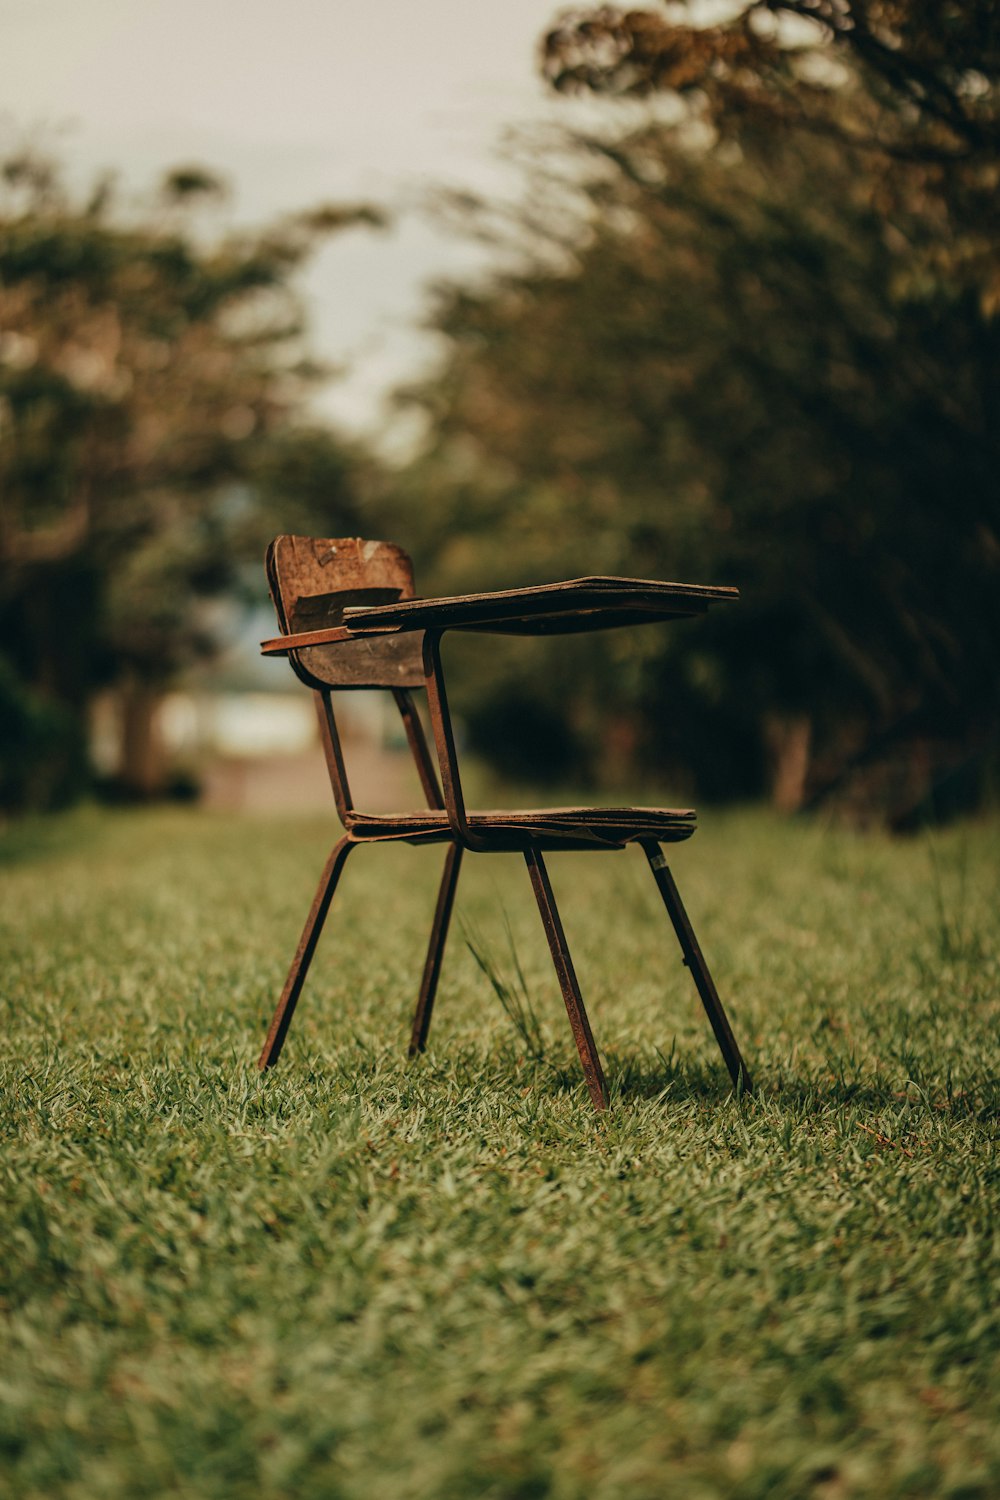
0,149,378,805
394,3,999,816
542,2,1000,308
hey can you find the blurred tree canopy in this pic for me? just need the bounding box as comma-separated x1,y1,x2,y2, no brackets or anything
393,0,999,819
0,150,380,807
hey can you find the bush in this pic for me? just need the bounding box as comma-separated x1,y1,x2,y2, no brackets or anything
0,656,89,812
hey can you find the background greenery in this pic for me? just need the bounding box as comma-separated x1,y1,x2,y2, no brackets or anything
2,805,998,1498
2,1,997,821
393,0,1000,819
0,156,372,803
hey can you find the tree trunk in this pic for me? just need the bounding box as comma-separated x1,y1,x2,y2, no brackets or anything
764,713,812,813
118,677,164,798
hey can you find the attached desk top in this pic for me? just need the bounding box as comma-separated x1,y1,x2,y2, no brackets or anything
261,575,739,655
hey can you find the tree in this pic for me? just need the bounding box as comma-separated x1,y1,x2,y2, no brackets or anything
0,149,381,804
541,2,1000,309
392,6,999,816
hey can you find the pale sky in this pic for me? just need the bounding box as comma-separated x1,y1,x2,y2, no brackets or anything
0,0,572,440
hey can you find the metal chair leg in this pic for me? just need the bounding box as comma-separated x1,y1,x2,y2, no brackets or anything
258,835,355,1070
523,845,608,1111
641,841,752,1094
409,842,463,1056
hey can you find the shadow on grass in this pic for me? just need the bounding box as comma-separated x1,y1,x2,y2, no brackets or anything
601,1052,994,1116
781,1073,998,1119
255,1032,997,1119
605,1050,737,1105
403,1040,740,1108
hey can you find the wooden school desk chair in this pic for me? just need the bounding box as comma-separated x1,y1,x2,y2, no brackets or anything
257,535,751,1110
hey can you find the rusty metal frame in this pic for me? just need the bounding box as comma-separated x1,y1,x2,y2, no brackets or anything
641,841,751,1094
409,841,463,1056
524,843,608,1109
258,834,355,1070
421,629,489,852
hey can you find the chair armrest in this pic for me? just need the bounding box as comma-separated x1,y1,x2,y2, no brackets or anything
260,625,355,655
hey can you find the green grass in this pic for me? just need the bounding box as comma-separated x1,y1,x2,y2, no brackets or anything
1,803,998,1499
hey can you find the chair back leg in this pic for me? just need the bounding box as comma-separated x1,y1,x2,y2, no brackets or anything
409,843,463,1056
524,845,608,1111
258,836,355,1070
641,841,752,1094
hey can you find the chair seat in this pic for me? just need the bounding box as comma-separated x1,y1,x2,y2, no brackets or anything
346,805,697,848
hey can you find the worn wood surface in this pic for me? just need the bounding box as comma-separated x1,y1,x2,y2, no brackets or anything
343,575,734,637
343,805,697,850
262,568,737,652
266,536,424,688
269,536,417,621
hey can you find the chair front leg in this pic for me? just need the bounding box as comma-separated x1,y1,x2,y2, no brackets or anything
640,841,752,1094
421,629,488,851
409,842,463,1056
524,845,608,1111
258,835,355,1070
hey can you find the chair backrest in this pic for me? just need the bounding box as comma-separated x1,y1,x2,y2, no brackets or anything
267,535,424,689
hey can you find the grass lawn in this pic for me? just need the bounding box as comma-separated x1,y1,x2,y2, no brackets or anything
1,803,998,1499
